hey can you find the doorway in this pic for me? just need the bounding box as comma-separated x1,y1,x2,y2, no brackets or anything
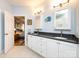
14,16,25,46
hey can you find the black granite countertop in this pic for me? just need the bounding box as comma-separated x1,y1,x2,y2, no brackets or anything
28,32,79,44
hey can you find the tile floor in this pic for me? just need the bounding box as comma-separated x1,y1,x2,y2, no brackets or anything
0,46,42,58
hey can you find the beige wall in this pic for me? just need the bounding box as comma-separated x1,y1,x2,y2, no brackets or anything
54,0,79,37
35,16,41,29
70,0,79,38
0,0,11,12
41,0,79,37
41,0,77,34
11,0,79,38
0,0,12,54
54,0,79,38
75,0,79,38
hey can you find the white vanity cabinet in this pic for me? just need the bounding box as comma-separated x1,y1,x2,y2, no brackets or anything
28,35,33,48
28,35,78,58
28,35,47,56
41,37,47,57
58,41,77,58
28,35,42,54
32,36,42,54
46,39,59,58
46,39,77,58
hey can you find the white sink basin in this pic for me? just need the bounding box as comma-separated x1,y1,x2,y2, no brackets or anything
53,37,67,39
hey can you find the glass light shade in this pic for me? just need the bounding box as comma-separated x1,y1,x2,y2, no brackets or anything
51,0,69,7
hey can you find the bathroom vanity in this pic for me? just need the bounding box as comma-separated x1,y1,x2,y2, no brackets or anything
27,32,79,58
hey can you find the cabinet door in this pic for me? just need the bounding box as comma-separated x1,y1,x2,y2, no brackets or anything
41,37,47,57
30,36,36,50
35,36,41,54
32,36,42,54
28,35,33,48
28,35,36,50
59,41,77,58
47,39,59,58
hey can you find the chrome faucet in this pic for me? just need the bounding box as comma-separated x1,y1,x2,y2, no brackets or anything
60,30,63,37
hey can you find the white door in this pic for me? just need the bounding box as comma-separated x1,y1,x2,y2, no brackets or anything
47,39,59,58
4,11,14,53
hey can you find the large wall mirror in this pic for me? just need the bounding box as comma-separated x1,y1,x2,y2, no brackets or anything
54,9,71,30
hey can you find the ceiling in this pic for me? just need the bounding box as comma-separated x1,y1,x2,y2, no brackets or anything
7,0,71,14
8,0,49,8
7,0,51,14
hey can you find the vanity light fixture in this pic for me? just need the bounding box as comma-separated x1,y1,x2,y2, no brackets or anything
52,0,70,8
34,10,42,15
33,7,44,16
